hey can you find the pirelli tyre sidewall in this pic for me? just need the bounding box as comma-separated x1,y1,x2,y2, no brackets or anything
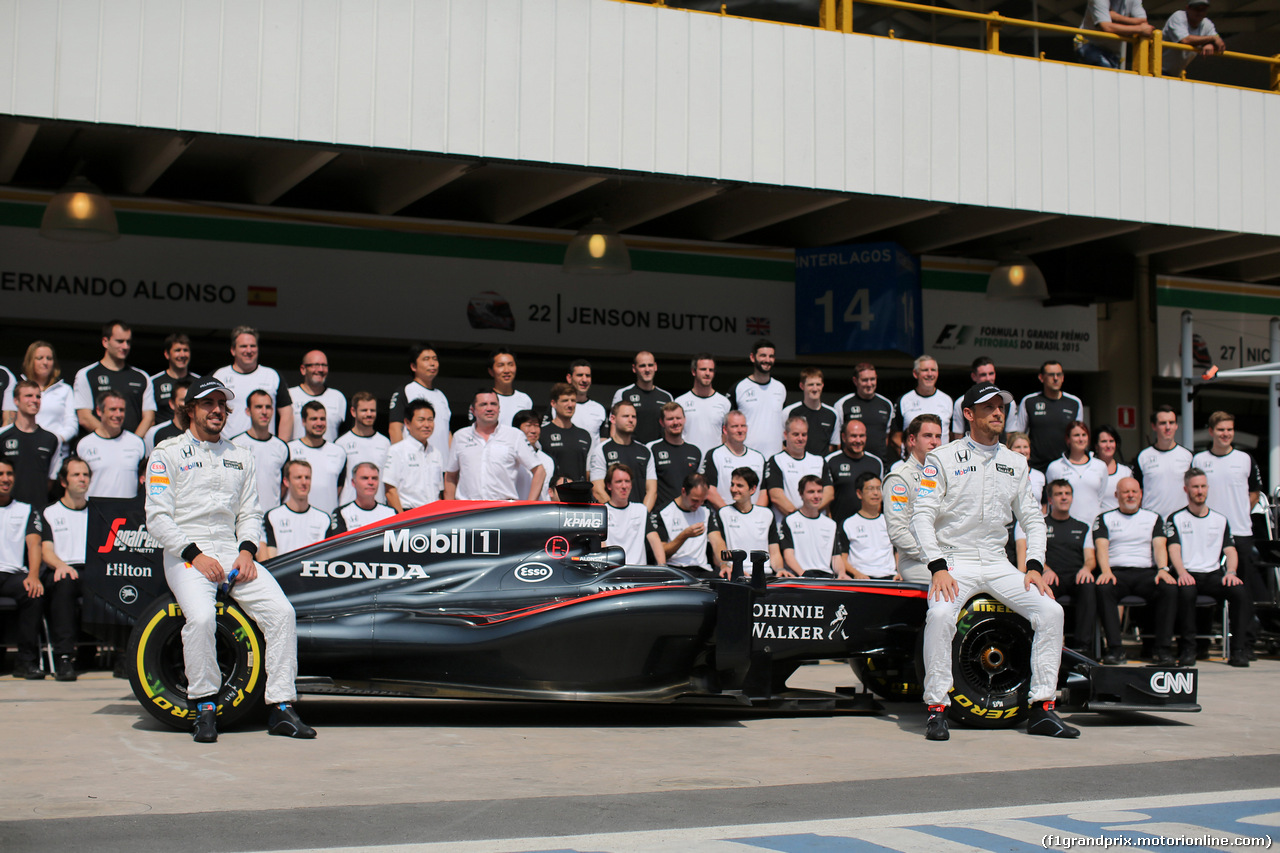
850,637,924,703
127,594,267,731
948,595,1033,728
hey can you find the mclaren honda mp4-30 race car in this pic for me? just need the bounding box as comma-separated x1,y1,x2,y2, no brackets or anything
111,500,1202,731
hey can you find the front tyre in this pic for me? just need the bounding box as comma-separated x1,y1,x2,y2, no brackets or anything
850,652,923,702
948,595,1033,729
126,594,266,731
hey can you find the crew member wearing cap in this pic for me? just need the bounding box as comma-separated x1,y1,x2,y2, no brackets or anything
1163,0,1224,75
146,376,315,743
910,383,1076,741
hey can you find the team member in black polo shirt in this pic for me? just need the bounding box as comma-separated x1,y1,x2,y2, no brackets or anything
1094,477,1176,665
39,457,93,681
783,368,838,456
149,332,198,414
824,418,884,527
73,319,156,437
541,383,594,485
709,467,780,577
1027,479,1098,657
1134,405,1194,523
0,380,60,508
1166,468,1252,668
261,460,332,559
646,402,702,510
145,379,191,455
612,351,672,445
1194,411,1265,619
646,473,712,572
1011,360,1084,472
701,410,767,510
589,401,655,509
778,475,844,578
0,458,45,679
835,363,896,467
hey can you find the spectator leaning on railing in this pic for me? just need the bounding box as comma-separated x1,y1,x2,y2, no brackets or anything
1075,0,1154,69
1162,0,1224,75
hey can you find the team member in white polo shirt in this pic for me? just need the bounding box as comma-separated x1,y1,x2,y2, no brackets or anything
603,463,648,565
286,401,347,515
1133,405,1194,523
675,353,732,457
288,350,346,444
76,390,146,499
336,392,391,505
261,460,331,559
646,473,712,573
1193,411,1265,621
763,415,833,524
700,410,766,511
212,326,293,440
389,343,453,446
841,473,897,579
329,462,397,535
231,390,290,512
895,355,952,460
444,390,544,501
709,467,780,577
565,359,608,439
0,458,46,679
39,457,93,681
779,475,844,578
384,400,444,512
1045,421,1109,529
1166,468,1252,668
731,339,786,456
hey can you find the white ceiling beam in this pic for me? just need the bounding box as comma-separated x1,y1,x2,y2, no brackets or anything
246,148,339,205
120,134,192,194
366,160,476,215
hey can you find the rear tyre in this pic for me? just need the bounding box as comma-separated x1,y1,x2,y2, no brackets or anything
126,594,266,731
947,595,1033,729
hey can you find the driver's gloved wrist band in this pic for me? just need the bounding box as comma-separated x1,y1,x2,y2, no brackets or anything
1026,559,1044,574
928,559,949,575
182,544,202,562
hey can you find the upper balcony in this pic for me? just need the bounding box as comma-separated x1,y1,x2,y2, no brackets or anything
1,0,1278,284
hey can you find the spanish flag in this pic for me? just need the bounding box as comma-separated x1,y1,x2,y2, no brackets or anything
247,286,278,307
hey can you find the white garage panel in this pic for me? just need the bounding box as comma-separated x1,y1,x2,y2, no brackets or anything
0,0,1274,236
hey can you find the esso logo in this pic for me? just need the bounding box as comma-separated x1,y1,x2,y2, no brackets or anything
514,563,553,583
1149,671,1195,694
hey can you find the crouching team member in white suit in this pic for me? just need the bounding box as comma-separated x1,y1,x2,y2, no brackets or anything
146,376,315,743
910,382,1076,742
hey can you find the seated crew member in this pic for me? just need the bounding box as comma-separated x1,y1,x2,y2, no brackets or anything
329,462,396,535
1166,468,1253,668
700,410,767,510
384,399,444,512
764,415,833,525
911,383,1074,741
146,376,313,741
883,414,944,585
1094,476,1176,666
646,473,712,573
710,466,781,578
603,463,648,565
1015,479,1098,657
514,410,555,501
779,475,845,578
39,457,94,681
260,460,332,560
286,401,347,515
841,473,897,580
0,458,46,679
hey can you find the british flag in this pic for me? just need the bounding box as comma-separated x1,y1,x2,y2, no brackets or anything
746,316,771,335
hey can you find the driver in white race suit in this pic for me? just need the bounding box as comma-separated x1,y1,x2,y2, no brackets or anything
146,377,315,743
910,383,1077,741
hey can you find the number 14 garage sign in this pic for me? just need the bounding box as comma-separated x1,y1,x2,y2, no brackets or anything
793,242,922,356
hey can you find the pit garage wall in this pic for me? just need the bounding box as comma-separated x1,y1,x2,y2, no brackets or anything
1,0,1277,236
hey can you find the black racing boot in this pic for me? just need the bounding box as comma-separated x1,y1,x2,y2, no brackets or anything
191,699,218,743
55,655,77,682
1026,700,1080,738
924,705,949,741
267,702,316,739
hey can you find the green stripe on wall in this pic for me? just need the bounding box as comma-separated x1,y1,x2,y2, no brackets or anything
922,268,987,293
1158,286,1280,316
0,200,794,282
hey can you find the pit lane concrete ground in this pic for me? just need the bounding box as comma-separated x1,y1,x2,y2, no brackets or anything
3,658,1278,852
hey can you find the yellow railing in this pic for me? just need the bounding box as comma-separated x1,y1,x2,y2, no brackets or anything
817,0,1280,90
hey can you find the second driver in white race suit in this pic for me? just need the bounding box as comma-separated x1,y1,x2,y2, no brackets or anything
910,382,1077,741
146,376,315,743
